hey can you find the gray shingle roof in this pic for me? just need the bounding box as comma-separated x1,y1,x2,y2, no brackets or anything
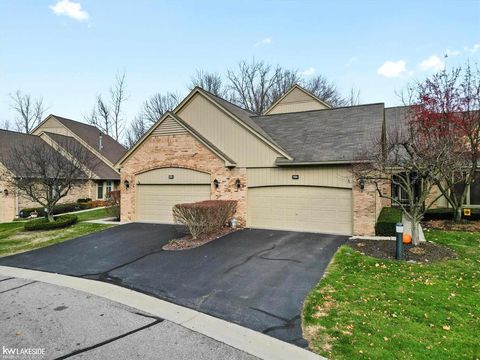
385,106,411,139
252,103,385,163
51,115,127,164
0,129,87,179
44,132,119,180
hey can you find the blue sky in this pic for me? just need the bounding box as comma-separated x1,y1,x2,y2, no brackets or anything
1,0,479,134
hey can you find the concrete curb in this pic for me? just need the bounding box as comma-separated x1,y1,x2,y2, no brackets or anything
0,266,325,360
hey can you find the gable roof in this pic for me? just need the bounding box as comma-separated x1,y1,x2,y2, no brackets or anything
252,103,384,164
43,132,119,180
174,88,293,160
0,129,87,179
264,84,332,115
0,129,53,173
117,112,236,167
34,115,127,164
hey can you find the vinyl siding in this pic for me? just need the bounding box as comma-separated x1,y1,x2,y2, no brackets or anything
267,87,328,115
176,93,282,167
33,117,71,136
152,116,188,136
247,166,352,189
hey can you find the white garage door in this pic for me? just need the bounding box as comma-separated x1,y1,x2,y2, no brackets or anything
247,186,352,235
136,184,210,223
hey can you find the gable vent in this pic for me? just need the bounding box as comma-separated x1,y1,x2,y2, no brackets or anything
152,117,188,136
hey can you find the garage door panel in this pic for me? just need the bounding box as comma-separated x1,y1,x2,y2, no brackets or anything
137,184,210,223
247,186,352,235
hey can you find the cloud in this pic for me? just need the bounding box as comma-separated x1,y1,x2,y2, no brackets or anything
345,56,358,68
50,0,89,21
446,48,462,57
419,55,445,72
377,60,407,78
301,67,316,76
254,37,272,47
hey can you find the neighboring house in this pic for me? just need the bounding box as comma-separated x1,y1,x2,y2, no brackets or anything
384,106,480,210
0,115,126,222
117,84,388,235
32,115,127,201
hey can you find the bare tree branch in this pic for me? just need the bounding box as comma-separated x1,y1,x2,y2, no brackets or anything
9,90,45,133
189,70,225,96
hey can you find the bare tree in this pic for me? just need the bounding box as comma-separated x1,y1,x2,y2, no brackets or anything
9,90,45,133
84,95,111,136
1,119,10,130
1,138,95,222
139,92,179,125
356,105,460,245
110,72,128,141
270,69,302,104
189,70,225,96
84,72,128,140
227,59,283,114
302,75,345,107
124,115,148,148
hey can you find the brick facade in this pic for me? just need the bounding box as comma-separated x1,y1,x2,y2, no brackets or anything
120,134,247,225
0,179,97,222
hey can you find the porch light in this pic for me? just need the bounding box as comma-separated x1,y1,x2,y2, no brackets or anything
235,178,241,189
124,180,130,189
358,177,365,191
3,189,8,196
213,179,219,189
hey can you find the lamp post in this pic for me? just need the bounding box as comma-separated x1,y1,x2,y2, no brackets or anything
396,222,404,260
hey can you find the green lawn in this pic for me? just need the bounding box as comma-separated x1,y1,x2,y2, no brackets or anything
75,207,111,222
303,230,480,360
0,220,112,257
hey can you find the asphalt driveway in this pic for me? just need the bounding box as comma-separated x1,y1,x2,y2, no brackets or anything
0,223,347,347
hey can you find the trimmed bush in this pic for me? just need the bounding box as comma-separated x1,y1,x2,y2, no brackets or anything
424,207,480,221
173,200,237,239
19,202,81,218
77,198,92,203
24,214,78,231
375,207,402,236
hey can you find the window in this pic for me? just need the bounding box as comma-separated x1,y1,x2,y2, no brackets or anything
391,172,421,208
106,181,113,198
469,173,480,205
97,182,104,199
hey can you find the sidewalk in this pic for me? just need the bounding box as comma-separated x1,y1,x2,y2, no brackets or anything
0,275,256,360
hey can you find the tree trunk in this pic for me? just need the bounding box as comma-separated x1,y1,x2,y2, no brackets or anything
47,213,55,222
454,207,463,223
411,218,420,246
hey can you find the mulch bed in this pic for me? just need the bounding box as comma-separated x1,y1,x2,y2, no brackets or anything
347,239,457,263
423,219,480,232
162,227,239,251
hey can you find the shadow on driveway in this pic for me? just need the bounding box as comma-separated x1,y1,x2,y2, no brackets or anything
0,223,347,347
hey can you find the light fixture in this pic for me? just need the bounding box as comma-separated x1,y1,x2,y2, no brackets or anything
124,180,130,189
358,177,365,191
213,179,219,189
235,178,241,189
3,189,8,196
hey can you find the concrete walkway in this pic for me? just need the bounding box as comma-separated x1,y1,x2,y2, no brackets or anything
0,266,325,360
